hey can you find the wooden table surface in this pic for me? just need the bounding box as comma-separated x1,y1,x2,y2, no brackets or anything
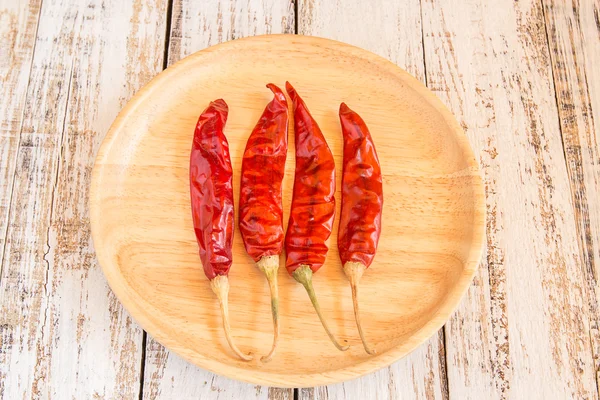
0,0,598,399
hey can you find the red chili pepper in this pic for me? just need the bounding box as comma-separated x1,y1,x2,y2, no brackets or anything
337,103,383,355
190,99,252,361
285,82,348,351
239,84,288,362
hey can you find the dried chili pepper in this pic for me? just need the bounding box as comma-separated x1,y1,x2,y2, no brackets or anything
239,84,288,362
285,82,348,351
190,99,252,361
337,103,383,355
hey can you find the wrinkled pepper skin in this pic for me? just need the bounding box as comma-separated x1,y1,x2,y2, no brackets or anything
189,99,234,280
284,82,336,275
337,103,383,268
239,84,289,261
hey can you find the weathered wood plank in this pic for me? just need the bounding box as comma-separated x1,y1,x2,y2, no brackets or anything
0,0,41,276
421,0,598,397
297,0,425,82
299,334,447,400
141,1,295,399
144,339,292,400
0,0,168,398
167,0,295,65
297,1,448,399
543,0,600,389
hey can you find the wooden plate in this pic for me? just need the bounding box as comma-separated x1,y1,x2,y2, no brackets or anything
90,34,485,387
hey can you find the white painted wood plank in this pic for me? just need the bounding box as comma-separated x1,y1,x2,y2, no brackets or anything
421,0,598,398
543,0,600,388
297,1,448,399
0,0,169,398
298,0,425,82
167,0,295,65
141,1,295,399
0,0,41,276
144,339,292,400
299,334,447,400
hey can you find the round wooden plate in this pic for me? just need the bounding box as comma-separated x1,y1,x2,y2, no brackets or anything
90,34,485,387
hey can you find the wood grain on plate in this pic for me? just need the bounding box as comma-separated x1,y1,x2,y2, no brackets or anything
90,34,485,387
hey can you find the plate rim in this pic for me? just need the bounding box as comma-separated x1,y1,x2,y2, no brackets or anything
90,34,486,387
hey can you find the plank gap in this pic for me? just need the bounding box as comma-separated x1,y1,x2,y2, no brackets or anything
439,329,450,400
138,331,148,400
163,0,175,70
294,0,298,34
418,0,429,88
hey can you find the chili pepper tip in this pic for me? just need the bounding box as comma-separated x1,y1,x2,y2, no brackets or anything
285,82,301,109
266,83,287,106
210,98,228,111
339,102,350,114
285,81,295,95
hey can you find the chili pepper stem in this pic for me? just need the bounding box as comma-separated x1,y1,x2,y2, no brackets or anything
292,265,349,351
256,255,280,362
343,262,376,355
210,275,253,361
